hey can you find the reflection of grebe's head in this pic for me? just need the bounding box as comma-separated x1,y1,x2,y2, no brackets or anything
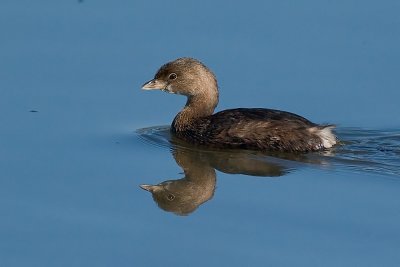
140,181,206,216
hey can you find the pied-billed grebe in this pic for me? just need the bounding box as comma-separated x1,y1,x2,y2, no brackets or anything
141,57,337,152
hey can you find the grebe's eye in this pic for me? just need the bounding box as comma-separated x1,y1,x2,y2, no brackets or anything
168,73,177,80
167,194,175,201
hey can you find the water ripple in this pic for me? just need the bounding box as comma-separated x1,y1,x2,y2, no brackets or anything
137,126,400,178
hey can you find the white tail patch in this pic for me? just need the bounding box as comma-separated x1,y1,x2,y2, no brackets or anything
309,126,337,149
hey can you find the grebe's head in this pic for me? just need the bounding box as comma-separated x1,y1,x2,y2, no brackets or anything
142,57,218,97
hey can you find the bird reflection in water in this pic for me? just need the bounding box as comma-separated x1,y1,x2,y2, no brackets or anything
139,132,320,215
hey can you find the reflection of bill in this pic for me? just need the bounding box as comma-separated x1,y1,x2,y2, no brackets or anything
140,145,294,216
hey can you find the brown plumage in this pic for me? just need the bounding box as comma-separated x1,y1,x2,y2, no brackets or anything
142,57,337,152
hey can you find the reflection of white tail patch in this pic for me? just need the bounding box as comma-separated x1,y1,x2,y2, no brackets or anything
309,126,337,149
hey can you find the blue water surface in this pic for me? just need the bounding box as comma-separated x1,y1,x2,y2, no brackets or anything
1,1,400,266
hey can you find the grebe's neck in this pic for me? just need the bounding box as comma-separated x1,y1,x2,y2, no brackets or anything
172,90,218,132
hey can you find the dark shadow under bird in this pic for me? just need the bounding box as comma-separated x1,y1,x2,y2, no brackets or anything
139,144,299,216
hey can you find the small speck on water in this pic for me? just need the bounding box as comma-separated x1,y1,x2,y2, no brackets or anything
29,110,38,113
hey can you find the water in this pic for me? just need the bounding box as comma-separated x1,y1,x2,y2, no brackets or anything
138,126,400,179
1,1,400,266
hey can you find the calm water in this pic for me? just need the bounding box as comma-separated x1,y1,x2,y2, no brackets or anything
1,1,400,266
